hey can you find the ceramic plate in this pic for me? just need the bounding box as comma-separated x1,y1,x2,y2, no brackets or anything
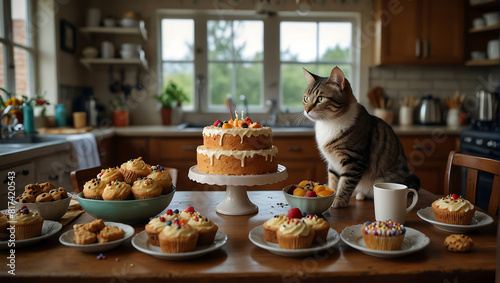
417,207,494,233
248,226,340,257
340,224,430,258
0,220,62,249
59,221,134,253
131,230,227,260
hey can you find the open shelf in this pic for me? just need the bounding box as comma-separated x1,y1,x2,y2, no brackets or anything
80,21,147,41
465,58,500,66
469,23,500,33
470,0,499,8
79,58,148,70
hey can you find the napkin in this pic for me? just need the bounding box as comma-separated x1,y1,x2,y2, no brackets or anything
66,132,101,169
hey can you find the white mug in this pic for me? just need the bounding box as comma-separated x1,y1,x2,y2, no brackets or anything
373,183,418,224
101,41,114,58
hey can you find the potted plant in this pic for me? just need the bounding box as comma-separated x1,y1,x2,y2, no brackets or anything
1,87,24,124
155,81,189,125
110,96,129,127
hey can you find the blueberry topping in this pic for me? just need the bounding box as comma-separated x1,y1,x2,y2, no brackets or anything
217,122,223,127
166,220,172,226
173,209,179,214
242,123,248,128
302,212,307,217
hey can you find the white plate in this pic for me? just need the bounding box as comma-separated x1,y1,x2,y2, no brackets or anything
340,224,430,258
0,220,62,249
131,230,227,260
417,207,494,233
59,221,134,253
248,226,340,257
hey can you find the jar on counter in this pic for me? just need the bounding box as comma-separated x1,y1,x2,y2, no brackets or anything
23,103,35,134
55,104,67,127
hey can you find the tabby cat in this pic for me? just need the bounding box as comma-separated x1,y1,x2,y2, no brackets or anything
302,66,420,208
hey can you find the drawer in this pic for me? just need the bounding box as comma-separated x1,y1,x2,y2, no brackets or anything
399,136,458,160
151,137,202,160
273,137,319,159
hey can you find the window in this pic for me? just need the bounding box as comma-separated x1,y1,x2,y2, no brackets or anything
0,0,34,97
159,11,358,114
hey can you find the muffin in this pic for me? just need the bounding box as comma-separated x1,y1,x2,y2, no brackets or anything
102,180,132,200
432,194,475,225
38,182,55,193
24,183,42,198
145,216,169,246
362,220,406,251
131,177,161,200
158,220,199,253
120,157,150,184
276,219,315,249
0,212,8,240
179,206,198,222
263,214,288,243
82,178,105,200
302,215,330,244
97,167,123,184
147,165,173,194
7,206,44,240
187,214,218,246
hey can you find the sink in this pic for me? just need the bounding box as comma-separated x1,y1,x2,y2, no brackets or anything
0,135,68,155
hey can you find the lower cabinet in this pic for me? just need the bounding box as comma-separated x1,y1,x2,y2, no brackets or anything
34,144,75,191
0,162,36,209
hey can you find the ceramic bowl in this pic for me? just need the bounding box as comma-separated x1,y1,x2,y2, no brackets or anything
282,185,335,216
120,18,138,27
76,188,175,224
14,193,72,221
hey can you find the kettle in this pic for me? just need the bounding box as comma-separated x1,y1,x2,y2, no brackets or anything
476,89,498,122
415,95,443,125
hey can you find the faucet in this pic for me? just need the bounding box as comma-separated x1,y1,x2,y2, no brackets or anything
240,95,249,117
266,99,277,126
1,105,25,139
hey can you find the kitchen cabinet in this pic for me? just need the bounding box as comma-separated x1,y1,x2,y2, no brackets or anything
34,145,74,190
373,0,464,65
96,136,113,168
113,136,149,163
0,162,36,209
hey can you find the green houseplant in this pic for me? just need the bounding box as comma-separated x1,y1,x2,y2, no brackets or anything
156,82,189,125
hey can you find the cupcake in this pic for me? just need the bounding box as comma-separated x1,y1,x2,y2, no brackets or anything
362,220,406,251
432,194,475,225
131,177,162,200
102,180,131,200
302,215,330,244
179,206,198,222
187,214,218,246
7,206,44,240
276,219,315,249
145,216,168,246
120,157,150,184
0,212,8,240
263,214,288,243
147,165,173,194
97,167,123,184
158,219,199,253
82,178,105,200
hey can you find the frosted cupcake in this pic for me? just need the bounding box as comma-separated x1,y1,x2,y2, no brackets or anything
187,214,218,245
102,180,131,200
0,212,8,240
145,216,169,246
432,194,475,225
120,157,150,184
162,209,180,221
362,220,406,251
263,214,288,243
8,206,44,240
97,167,123,184
131,177,162,200
179,206,198,222
147,165,173,194
82,178,105,200
302,215,330,244
158,219,199,253
276,219,315,249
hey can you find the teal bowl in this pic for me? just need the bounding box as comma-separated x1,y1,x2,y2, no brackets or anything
282,185,335,216
76,187,176,224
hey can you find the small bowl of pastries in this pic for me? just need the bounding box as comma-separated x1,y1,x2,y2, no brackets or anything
14,182,72,221
283,180,336,216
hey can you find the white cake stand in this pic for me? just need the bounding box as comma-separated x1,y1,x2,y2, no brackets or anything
188,164,288,216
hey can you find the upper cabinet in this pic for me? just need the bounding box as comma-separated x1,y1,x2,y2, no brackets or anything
373,0,464,65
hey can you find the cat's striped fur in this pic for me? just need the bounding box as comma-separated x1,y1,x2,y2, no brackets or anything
302,66,420,208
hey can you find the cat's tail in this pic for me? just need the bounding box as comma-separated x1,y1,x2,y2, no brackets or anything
405,174,421,191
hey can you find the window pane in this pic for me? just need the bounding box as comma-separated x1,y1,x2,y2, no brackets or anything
234,21,263,61
318,64,351,81
235,63,262,106
14,47,30,95
208,20,233,61
0,44,4,90
280,22,317,62
319,22,351,61
11,0,28,45
208,63,232,106
161,19,194,61
281,63,315,109
161,62,194,107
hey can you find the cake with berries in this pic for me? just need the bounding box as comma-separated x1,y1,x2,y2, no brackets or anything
8,206,44,240
158,219,199,253
431,194,475,225
196,112,278,175
362,220,406,251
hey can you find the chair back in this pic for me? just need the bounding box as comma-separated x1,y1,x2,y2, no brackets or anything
444,151,500,217
70,166,178,193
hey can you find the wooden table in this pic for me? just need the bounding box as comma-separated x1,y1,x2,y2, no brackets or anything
3,189,496,282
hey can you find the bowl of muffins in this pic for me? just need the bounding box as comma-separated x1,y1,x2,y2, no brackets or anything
77,157,177,224
14,182,72,221
283,180,335,216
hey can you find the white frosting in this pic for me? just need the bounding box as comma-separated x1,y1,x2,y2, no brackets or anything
203,126,271,145
197,145,278,167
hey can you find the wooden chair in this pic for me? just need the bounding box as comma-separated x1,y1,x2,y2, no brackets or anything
444,151,500,217
70,166,178,193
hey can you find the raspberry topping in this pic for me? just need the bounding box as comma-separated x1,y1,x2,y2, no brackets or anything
159,217,165,222
166,209,173,216
185,206,195,213
287,208,302,219
213,120,222,126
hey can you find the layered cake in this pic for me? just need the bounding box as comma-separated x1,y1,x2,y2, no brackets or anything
196,114,278,175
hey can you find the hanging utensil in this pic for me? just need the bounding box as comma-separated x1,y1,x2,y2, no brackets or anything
135,66,142,90
120,68,132,98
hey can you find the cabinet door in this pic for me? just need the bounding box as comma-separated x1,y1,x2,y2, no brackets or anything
114,137,149,163
35,148,75,190
0,162,36,209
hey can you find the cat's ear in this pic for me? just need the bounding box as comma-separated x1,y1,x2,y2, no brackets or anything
303,68,317,86
328,66,345,90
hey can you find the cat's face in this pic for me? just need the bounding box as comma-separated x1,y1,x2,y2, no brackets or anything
302,67,355,122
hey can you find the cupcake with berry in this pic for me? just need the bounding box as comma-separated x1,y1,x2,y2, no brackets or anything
179,206,198,222
263,214,288,243
0,212,9,240
276,217,315,249
131,177,162,200
158,219,199,253
147,165,173,195
302,214,330,244
120,157,150,184
362,220,406,251
145,215,169,246
97,167,123,185
187,214,218,245
8,206,44,240
82,178,105,200
102,180,131,201
432,193,475,225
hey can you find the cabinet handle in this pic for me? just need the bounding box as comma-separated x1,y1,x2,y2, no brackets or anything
3,169,30,183
415,39,421,58
48,174,59,181
181,146,198,151
423,40,429,58
287,146,303,152
412,144,430,151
